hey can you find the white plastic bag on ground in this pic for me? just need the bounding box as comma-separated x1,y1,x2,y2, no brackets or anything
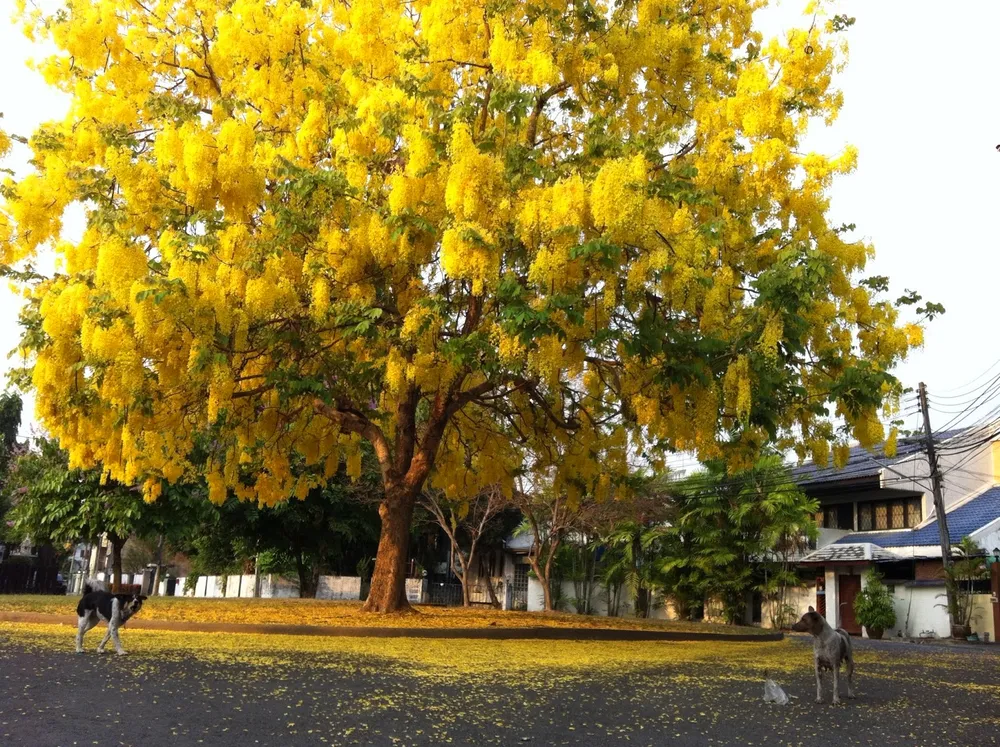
763,677,790,705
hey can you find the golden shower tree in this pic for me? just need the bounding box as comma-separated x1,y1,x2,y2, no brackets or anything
1,1,923,611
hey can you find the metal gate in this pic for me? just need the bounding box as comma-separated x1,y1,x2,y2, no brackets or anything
426,580,503,606
511,564,529,611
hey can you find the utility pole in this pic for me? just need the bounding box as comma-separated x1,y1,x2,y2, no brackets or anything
918,382,957,633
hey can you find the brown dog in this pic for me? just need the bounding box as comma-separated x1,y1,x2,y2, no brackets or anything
791,606,855,704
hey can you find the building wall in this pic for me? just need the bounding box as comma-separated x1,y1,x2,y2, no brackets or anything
259,574,299,598
889,585,950,638
202,575,222,597
846,567,955,639
222,574,259,598
973,520,1000,556
525,577,679,620
970,593,996,642
760,584,816,629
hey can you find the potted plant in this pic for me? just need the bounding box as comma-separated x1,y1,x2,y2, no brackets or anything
854,569,896,640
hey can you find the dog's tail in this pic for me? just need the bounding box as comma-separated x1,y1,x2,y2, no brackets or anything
82,577,107,595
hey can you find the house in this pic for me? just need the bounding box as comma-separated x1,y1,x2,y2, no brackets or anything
792,427,1000,639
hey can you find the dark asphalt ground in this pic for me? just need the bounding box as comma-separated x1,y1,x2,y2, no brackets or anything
1,633,998,747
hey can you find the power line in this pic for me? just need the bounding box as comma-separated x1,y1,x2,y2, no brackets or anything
932,357,1000,398
932,376,1000,434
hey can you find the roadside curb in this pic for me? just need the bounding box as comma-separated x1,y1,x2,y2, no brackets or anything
0,612,784,642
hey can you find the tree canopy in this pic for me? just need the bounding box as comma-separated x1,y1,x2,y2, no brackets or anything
1,0,922,610
6,437,207,584
0,391,24,545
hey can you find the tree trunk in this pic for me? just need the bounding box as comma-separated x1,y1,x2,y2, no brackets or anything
461,574,471,606
527,551,555,612
484,563,502,609
542,538,561,612
541,579,552,611
310,565,321,599
674,594,689,621
295,554,319,598
585,549,597,614
459,542,478,607
110,535,125,590
363,488,417,613
609,582,621,617
636,586,650,618
453,552,471,607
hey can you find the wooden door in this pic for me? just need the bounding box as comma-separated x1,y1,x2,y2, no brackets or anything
838,574,862,634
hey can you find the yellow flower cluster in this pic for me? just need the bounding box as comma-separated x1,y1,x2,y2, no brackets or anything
590,156,648,240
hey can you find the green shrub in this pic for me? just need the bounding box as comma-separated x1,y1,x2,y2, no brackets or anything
854,569,896,632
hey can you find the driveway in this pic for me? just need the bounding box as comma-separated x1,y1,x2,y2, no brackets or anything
1,626,997,746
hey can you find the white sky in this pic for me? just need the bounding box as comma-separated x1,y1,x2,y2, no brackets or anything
1,0,998,444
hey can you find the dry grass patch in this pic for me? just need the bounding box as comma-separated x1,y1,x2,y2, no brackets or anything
0,595,774,634
0,621,800,678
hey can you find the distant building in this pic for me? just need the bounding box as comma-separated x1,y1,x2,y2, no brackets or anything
792,427,1000,639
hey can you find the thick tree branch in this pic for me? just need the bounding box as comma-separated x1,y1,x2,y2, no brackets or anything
526,82,570,148
393,383,420,477
312,399,392,478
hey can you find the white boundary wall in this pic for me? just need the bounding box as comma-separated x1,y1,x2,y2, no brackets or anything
317,576,362,600
163,574,373,599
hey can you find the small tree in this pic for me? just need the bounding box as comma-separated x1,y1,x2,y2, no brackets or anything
854,569,896,639
513,483,573,614
420,486,506,606
602,522,667,619
8,437,207,588
660,455,817,625
940,537,989,637
513,467,628,613
559,537,601,615
8,438,144,587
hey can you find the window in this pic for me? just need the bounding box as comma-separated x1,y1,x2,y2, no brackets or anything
875,503,888,530
821,505,854,530
891,502,905,529
822,507,835,529
859,504,873,531
857,498,922,531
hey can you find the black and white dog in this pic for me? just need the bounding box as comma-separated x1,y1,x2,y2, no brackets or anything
76,579,147,655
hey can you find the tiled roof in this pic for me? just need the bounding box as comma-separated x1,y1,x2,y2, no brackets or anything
834,485,1000,548
799,542,899,564
789,428,969,487
504,532,534,553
